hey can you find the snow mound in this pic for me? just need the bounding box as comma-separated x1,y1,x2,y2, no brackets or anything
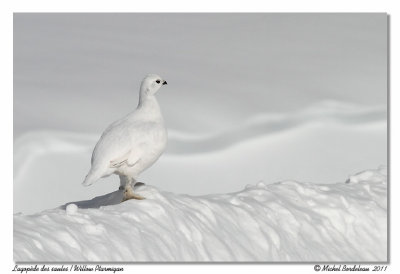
13,167,387,262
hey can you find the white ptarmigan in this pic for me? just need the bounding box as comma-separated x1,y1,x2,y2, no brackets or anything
82,74,168,201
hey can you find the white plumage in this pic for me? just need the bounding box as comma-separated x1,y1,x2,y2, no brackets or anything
83,74,168,201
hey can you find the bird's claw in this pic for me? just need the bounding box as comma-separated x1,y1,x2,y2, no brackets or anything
121,186,145,202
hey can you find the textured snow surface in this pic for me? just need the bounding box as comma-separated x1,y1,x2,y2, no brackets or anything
14,167,387,262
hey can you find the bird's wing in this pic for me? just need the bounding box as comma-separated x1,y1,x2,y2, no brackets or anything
109,149,141,168
91,117,158,170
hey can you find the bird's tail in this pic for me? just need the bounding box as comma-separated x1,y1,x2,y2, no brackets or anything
82,170,101,187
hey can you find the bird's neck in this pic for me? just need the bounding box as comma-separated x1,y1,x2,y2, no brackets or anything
137,95,163,120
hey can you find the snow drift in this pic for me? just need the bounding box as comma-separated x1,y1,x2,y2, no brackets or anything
13,167,387,262
13,101,387,215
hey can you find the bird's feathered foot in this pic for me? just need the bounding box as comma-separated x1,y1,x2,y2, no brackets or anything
122,185,145,202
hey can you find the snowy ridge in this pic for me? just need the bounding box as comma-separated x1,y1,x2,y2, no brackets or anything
13,100,387,215
13,101,386,181
167,101,386,154
14,101,386,157
14,167,387,262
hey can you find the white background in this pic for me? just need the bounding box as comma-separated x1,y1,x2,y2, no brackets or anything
12,13,387,214
2,0,399,273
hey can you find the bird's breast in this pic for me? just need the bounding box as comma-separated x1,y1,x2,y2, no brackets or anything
133,123,167,155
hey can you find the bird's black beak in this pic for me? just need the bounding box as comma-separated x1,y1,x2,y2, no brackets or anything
163,80,168,85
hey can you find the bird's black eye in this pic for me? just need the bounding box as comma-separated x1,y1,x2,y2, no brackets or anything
156,80,161,84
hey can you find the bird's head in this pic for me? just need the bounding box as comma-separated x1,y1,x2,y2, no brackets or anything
140,74,167,97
